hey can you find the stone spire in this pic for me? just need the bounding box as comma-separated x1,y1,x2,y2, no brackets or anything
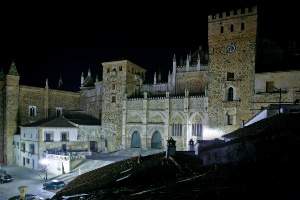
8,61,19,76
58,74,63,89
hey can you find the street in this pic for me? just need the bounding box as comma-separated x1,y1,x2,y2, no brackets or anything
0,148,163,199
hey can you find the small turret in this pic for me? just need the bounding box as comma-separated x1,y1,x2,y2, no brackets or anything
58,74,63,89
81,72,84,86
186,54,189,71
197,53,201,70
172,54,176,86
6,61,20,86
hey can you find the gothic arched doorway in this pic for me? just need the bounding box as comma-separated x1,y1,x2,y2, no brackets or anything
131,131,141,148
151,131,162,149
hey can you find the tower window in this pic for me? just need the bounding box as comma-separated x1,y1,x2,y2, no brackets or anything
29,106,36,117
220,26,224,33
227,72,234,81
228,87,234,101
241,23,245,30
112,96,116,103
119,66,122,71
227,115,233,125
230,24,234,32
56,108,62,117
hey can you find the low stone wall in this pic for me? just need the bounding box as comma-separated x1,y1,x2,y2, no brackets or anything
45,154,86,175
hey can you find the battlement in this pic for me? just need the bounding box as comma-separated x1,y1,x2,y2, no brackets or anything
208,5,257,22
176,65,208,72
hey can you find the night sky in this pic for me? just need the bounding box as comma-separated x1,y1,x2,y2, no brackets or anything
0,0,298,92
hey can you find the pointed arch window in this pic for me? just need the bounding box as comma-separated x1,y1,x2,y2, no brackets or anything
29,106,36,117
228,87,234,101
56,107,62,117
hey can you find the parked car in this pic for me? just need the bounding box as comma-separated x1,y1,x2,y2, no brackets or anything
0,174,13,183
43,179,65,190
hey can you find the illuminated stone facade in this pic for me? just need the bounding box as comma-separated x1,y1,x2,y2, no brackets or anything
1,5,300,166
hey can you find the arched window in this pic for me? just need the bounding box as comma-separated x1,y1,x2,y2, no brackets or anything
228,87,234,101
30,107,36,116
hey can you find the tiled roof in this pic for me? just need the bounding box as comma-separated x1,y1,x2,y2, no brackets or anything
64,113,101,126
21,116,77,128
222,112,300,139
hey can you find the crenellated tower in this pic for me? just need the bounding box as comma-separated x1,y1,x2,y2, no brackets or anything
207,5,258,135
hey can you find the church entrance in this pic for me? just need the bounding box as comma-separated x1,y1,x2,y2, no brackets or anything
90,141,98,152
131,131,141,148
151,131,162,149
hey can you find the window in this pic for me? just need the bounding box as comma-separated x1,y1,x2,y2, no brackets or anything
119,66,122,71
230,24,234,32
29,106,36,116
227,115,233,125
220,26,224,33
266,81,274,92
26,158,30,164
21,143,25,151
107,68,110,73
112,96,116,103
241,23,245,30
192,124,203,136
29,144,34,154
227,72,234,81
112,83,116,90
172,123,182,136
45,133,52,142
228,87,234,101
61,132,68,141
56,108,62,117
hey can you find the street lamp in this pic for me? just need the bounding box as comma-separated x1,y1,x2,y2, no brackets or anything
41,159,49,181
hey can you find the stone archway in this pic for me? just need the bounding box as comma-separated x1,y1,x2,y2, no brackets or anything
131,131,141,148
151,131,162,149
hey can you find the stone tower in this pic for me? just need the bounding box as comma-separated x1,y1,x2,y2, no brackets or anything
0,68,5,164
101,60,146,151
4,61,20,164
207,5,257,134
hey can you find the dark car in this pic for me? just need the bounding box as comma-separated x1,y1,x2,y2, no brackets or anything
43,179,65,190
0,174,13,183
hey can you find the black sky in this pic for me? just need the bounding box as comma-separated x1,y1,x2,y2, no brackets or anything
0,0,299,92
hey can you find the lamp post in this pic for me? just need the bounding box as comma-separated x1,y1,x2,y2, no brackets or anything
41,159,49,181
